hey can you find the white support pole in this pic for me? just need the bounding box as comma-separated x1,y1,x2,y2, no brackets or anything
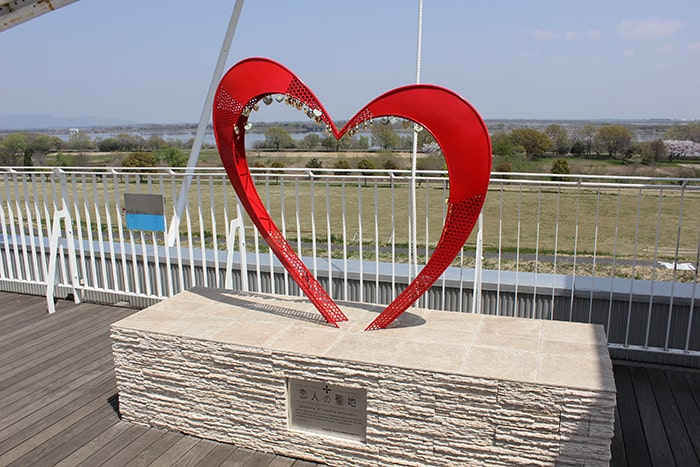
166,0,245,246
410,0,424,284
472,212,484,314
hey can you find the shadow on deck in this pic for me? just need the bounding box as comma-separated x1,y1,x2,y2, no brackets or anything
0,292,698,466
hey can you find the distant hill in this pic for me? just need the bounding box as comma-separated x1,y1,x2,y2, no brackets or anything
0,114,137,131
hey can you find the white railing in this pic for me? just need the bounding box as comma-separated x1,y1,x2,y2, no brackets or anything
0,166,697,362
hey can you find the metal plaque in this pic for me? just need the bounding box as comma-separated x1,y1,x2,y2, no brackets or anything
124,193,166,232
287,378,367,442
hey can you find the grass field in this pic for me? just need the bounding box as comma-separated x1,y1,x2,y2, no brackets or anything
1,167,697,282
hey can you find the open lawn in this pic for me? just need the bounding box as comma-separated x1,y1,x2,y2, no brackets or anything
2,165,697,282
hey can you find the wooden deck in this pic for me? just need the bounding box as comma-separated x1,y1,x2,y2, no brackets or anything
0,292,322,467
0,291,698,466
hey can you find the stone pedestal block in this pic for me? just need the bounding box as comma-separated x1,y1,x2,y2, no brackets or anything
111,288,616,466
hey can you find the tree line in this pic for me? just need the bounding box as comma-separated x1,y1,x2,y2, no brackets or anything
254,123,441,154
492,122,700,165
1,121,698,168
0,131,191,167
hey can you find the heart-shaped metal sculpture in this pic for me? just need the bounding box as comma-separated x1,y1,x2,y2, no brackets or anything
213,57,491,330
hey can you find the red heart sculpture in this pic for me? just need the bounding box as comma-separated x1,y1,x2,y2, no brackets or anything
213,58,491,330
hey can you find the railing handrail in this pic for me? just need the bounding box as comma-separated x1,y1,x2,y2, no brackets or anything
1,165,698,184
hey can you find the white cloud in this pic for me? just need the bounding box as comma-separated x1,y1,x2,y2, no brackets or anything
619,18,683,39
656,63,670,70
533,29,557,40
687,43,700,51
533,28,602,41
623,49,636,57
520,50,541,59
657,43,677,54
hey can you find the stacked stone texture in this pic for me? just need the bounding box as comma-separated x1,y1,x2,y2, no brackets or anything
112,326,615,466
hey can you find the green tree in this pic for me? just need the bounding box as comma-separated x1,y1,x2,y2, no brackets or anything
494,161,512,176
27,133,61,157
371,125,399,150
380,151,401,170
66,132,95,151
264,126,296,151
333,159,351,175
550,159,570,180
305,157,322,169
635,139,668,164
510,129,551,160
321,134,352,152
269,160,286,184
55,152,74,166
297,133,321,150
0,132,28,165
146,135,168,150
357,158,375,173
664,122,700,142
355,135,370,150
575,124,598,156
545,124,570,155
298,133,321,150
155,146,187,167
22,148,34,166
305,157,322,175
122,151,157,168
491,131,514,157
595,125,632,158
357,158,375,186
97,138,121,152
649,139,668,162
570,141,586,155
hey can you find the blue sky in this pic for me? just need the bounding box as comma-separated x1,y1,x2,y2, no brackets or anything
2,0,699,123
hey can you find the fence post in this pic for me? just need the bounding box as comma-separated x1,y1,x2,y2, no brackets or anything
46,168,81,314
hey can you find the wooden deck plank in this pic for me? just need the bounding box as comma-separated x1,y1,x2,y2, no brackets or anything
685,371,700,408
197,443,243,466
0,309,106,361
267,456,298,467
0,347,113,412
99,426,169,467
0,306,127,374
647,367,699,465
0,300,102,351
0,358,114,432
676,371,700,458
0,330,113,393
219,447,257,466
77,422,151,465
2,292,700,467
628,365,675,466
243,451,277,466
170,438,219,467
0,376,116,458
612,364,652,466
0,306,128,374
147,435,201,465
124,430,184,467
5,400,119,467
50,420,132,467
290,460,320,467
610,405,627,467
0,293,43,326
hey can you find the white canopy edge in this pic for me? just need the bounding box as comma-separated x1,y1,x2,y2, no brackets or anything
1,0,79,33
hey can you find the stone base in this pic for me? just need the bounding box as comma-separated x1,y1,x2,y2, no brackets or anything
111,288,616,466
